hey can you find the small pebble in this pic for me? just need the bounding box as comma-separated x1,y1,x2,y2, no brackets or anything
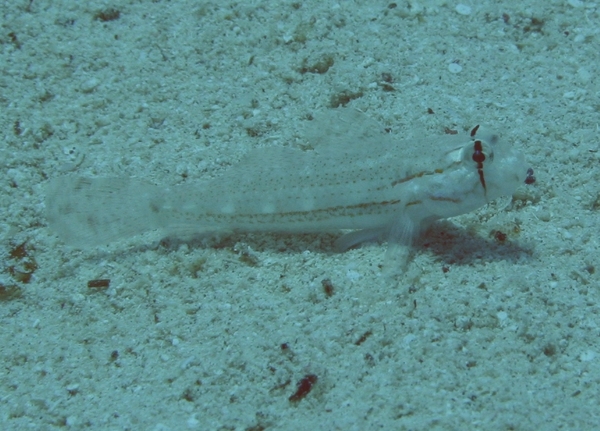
455,4,472,16
448,62,463,74
80,78,99,93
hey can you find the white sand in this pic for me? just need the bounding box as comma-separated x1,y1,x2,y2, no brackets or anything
1,0,599,429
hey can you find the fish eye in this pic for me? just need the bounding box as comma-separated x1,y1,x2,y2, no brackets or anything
473,139,494,164
462,127,496,197
461,138,494,166
466,125,495,166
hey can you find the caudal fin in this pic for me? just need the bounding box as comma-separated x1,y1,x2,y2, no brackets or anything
45,177,163,248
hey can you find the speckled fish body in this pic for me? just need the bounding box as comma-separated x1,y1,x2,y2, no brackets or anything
45,109,528,250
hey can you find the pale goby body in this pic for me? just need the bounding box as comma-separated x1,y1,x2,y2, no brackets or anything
45,108,529,251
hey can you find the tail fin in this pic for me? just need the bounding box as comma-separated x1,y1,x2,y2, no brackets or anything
45,177,163,248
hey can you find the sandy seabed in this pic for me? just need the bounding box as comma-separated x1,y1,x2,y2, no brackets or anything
1,1,599,429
